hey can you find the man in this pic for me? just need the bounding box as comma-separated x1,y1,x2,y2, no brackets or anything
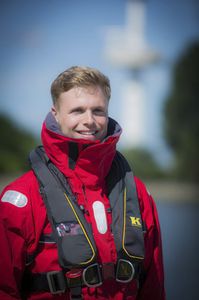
0,66,165,300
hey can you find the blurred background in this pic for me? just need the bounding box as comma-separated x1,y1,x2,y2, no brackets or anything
0,0,199,299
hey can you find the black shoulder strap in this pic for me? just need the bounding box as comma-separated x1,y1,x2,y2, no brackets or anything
106,151,145,261
29,146,97,269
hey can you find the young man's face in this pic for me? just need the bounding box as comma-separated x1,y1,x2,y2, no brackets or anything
52,86,109,141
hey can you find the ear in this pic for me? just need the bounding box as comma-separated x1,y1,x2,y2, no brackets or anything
51,106,58,122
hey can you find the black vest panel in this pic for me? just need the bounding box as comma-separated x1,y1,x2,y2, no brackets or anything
106,152,145,261
30,147,97,269
29,146,144,270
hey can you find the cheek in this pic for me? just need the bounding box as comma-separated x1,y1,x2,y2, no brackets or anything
100,117,108,130
61,116,79,130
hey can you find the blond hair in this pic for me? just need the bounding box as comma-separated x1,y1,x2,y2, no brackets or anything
51,66,111,106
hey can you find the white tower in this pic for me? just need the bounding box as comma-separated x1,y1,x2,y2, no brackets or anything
105,0,160,148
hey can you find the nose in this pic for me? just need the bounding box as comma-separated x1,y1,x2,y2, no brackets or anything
83,111,95,126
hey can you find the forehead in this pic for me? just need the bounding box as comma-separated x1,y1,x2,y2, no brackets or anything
57,86,108,108
70,86,102,97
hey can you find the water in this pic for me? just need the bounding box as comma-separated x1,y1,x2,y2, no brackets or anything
157,201,199,300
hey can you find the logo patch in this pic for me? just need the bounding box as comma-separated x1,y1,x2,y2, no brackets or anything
1,190,28,208
130,216,142,227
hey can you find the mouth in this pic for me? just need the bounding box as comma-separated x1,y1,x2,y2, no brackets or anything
77,130,98,136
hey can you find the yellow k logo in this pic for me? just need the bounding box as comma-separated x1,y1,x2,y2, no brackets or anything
130,217,142,227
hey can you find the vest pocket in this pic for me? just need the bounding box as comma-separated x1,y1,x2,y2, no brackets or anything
57,233,96,268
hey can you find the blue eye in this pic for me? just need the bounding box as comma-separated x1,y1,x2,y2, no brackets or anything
94,109,106,115
70,108,84,114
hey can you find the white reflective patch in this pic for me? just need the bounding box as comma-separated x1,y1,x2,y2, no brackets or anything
92,201,107,234
1,190,28,208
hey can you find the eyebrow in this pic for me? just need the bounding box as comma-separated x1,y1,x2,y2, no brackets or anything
69,105,106,113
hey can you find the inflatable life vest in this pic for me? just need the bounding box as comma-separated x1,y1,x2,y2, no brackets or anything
28,146,145,297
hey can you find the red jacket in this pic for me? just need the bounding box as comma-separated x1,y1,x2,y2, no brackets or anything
0,113,165,300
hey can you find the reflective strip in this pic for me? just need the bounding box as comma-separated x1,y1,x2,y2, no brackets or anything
92,201,107,234
1,190,28,208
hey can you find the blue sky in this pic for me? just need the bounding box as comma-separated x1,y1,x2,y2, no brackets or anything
0,0,199,164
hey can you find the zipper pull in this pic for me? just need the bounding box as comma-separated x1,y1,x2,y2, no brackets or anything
79,204,89,215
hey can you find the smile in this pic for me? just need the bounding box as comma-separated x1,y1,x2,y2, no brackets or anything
77,131,97,135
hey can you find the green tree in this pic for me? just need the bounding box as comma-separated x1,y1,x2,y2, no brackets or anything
121,147,165,180
0,114,38,174
164,41,199,182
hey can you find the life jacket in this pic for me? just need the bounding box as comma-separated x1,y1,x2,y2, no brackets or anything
28,146,145,297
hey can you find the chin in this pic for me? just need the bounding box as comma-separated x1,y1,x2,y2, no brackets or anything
81,135,98,141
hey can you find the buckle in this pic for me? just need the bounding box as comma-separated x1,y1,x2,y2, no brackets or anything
116,259,135,283
46,271,66,294
82,263,102,287
65,269,83,288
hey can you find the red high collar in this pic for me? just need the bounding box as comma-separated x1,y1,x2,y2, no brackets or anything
41,112,122,188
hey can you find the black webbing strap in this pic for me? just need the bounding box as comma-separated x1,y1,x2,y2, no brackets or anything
23,271,66,294
70,287,82,300
23,271,82,300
